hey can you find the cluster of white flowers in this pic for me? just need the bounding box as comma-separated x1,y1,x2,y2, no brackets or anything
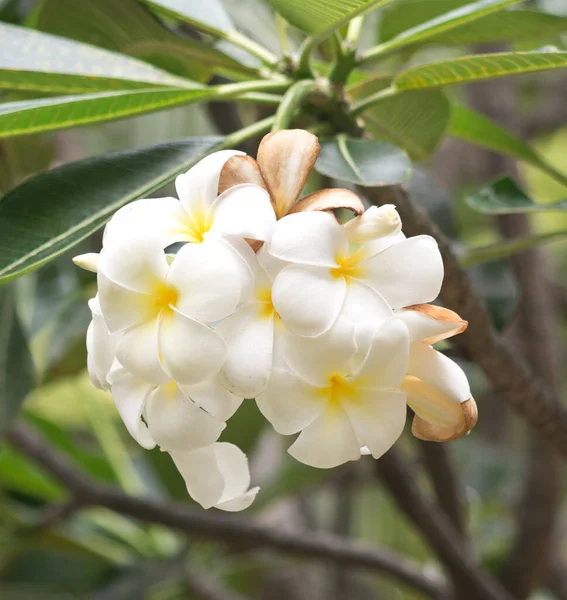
75,130,477,512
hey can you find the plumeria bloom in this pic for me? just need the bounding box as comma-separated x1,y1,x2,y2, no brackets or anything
396,304,478,441
217,246,287,398
268,208,443,337
97,234,242,386
171,442,259,512
256,317,410,469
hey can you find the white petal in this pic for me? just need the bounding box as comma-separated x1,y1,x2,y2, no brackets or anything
256,368,323,435
145,383,225,451
257,244,287,281
108,366,156,449
211,442,253,504
341,279,393,325
362,231,406,257
408,343,470,403
361,235,443,309
86,297,117,390
282,316,356,387
215,487,260,512
209,184,276,242
218,235,256,303
272,264,346,337
73,252,99,273
176,150,243,213
158,309,227,385
115,318,168,385
97,271,151,333
179,378,243,421
268,212,347,268
98,235,169,294
216,304,274,398
342,390,407,459
395,305,467,344
288,404,361,469
167,238,241,323
104,197,190,248
354,319,410,390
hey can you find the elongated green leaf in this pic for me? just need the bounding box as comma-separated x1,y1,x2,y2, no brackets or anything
271,0,394,40
0,22,194,93
449,104,567,186
364,89,450,160
395,50,567,90
315,136,411,186
461,228,567,267
0,286,35,435
466,177,567,215
0,138,221,283
0,88,216,138
141,0,234,37
366,0,521,57
29,0,246,82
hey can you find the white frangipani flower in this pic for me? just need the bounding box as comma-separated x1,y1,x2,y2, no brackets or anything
217,246,287,398
104,150,276,249
97,234,241,386
170,442,259,512
268,209,443,337
256,317,410,469
396,304,478,441
86,296,117,391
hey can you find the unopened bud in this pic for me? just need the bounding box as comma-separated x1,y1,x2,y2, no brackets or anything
73,252,100,273
344,205,401,243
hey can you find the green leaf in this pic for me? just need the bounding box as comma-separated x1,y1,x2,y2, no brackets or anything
365,0,521,58
0,88,218,138
141,0,234,37
0,22,194,94
0,286,35,435
363,89,450,160
270,0,394,40
0,137,221,283
466,177,567,214
28,0,246,82
460,228,567,267
395,50,567,90
315,136,411,186
448,103,567,186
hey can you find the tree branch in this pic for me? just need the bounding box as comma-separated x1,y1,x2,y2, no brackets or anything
376,449,513,600
363,184,567,458
6,423,446,600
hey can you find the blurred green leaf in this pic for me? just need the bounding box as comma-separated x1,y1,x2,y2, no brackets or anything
466,177,567,215
364,0,521,59
0,286,35,435
29,0,247,82
0,135,53,194
0,22,195,93
270,0,394,40
0,137,220,283
364,89,450,160
141,0,234,36
0,88,221,138
448,104,567,186
315,136,412,186
395,50,567,90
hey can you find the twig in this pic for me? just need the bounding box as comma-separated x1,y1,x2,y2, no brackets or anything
6,423,446,600
363,184,567,458
376,449,513,600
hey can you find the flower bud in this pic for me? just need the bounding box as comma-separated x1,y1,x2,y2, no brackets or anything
73,252,100,273
344,205,401,243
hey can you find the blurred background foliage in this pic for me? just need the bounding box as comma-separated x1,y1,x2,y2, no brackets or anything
0,0,567,598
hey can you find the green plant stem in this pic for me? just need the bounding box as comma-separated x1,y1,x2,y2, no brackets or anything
277,14,289,57
271,80,319,131
346,16,365,47
223,30,279,67
459,228,567,268
296,37,317,79
237,92,284,105
222,115,276,147
214,78,291,100
349,85,397,116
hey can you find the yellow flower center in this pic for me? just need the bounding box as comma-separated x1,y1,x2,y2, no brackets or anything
321,373,359,408
151,281,179,318
256,286,279,321
330,246,367,282
178,204,214,243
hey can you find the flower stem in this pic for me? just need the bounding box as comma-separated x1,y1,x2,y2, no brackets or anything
349,85,397,116
223,30,279,67
271,80,319,131
223,116,276,148
214,78,291,101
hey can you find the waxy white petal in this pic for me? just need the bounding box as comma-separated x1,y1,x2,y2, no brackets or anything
272,264,346,337
288,404,361,469
344,205,401,243
159,308,227,385
180,379,243,422
256,368,324,435
396,305,467,344
97,272,151,333
86,297,117,390
73,253,99,273
144,384,225,452
268,211,347,268
341,279,393,325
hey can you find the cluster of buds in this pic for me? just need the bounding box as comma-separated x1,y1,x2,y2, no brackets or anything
75,130,477,511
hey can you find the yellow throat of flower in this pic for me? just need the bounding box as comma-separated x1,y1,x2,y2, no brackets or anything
256,286,278,321
180,205,213,243
151,281,179,318
330,246,366,282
